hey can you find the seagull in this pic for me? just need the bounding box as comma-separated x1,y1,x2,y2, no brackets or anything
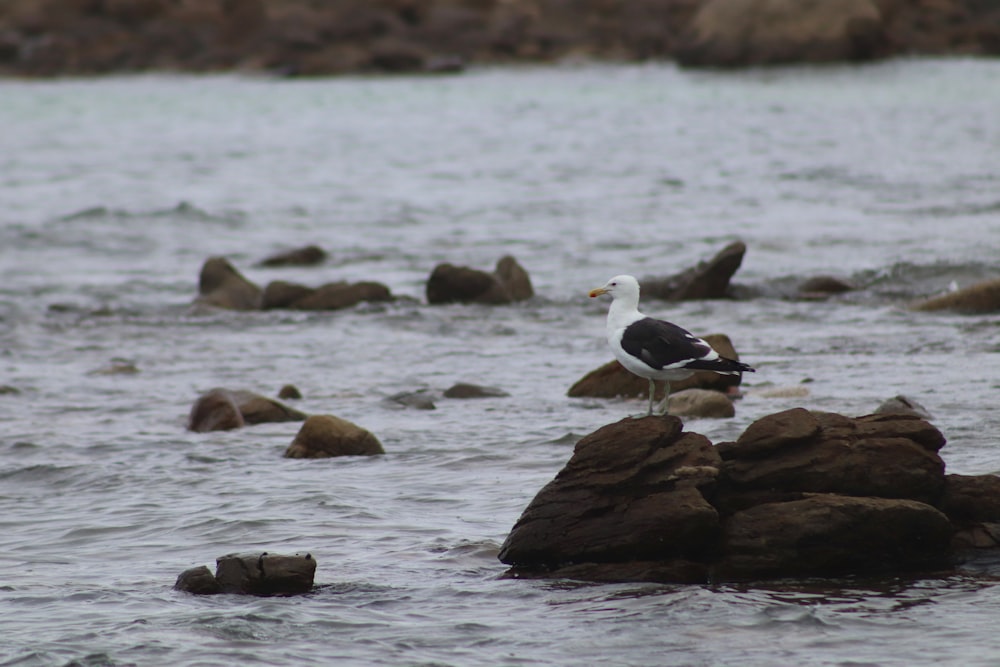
589,274,754,417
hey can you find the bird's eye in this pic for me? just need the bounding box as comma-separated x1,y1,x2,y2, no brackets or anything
610,282,617,286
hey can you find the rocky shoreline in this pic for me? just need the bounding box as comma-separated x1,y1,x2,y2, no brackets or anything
1,0,998,78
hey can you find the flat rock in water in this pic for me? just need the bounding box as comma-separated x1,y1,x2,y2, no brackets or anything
284,414,385,458
195,257,262,310
386,390,437,410
443,383,510,399
568,333,745,399
175,553,316,596
911,278,1000,313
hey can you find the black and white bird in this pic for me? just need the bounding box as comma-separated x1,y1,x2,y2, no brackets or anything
589,274,754,417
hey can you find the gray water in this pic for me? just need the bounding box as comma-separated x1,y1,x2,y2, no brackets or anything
2,59,1000,667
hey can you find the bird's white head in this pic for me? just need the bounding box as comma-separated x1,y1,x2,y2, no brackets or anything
588,274,640,300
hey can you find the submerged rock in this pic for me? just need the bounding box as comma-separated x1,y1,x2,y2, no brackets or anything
443,382,510,399
640,242,746,301
568,333,746,400
284,414,384,458
426,255,534,305
175,552,316,596
500,407,986,583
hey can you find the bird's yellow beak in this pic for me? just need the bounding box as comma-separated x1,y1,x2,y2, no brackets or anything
589,287,608,298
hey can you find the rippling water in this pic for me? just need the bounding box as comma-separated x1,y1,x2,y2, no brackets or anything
2,59,1000,666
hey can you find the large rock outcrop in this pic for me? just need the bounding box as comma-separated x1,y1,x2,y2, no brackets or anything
500,408,997,583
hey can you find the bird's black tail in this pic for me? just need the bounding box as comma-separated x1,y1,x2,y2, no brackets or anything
684,356,755,375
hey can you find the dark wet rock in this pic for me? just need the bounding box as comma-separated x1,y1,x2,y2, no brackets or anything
215,552,316,595
939,474,1000,549
912,278,1000,314
667,388,734,419
173,565,222,595
196,257,262,311
187,388,245,432
499,416,722,569
0,384,21,395
717,410,946,505
426,255,534,305
675,0,888,68
876,395,933,420
387,390,437,410
568,333,746,400
717,495,953,579
501,408,964,583
278,384,302,400
284,414,384,458
258,244,327,267
176,552,316,596
640,242,745,301
188,388,307,432
798,275,855,299
443,382,510,399
262,280,393,310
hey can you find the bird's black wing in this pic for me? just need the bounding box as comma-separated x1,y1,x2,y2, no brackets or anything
619,318,713,370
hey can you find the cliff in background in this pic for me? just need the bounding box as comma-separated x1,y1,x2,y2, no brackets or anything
1,0,998,77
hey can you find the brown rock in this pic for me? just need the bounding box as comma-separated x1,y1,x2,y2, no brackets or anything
641,242,746,301
499,416,722,569
284,414,384,458
258,244,327,267
798,275,855,298
278,384,302,400
261,280,315,309
290,281,392,310
426,255,533,305
568,333,746,399
214,552,316,595
187,388,306,432
939,474,1000,525
173,565,222,595
676,0,888,67
195,257,261,310
912,278,1000,314
229,389,308,425
717,410,946,503
667,388,734,419
718,494,953,579
187,388,245,432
